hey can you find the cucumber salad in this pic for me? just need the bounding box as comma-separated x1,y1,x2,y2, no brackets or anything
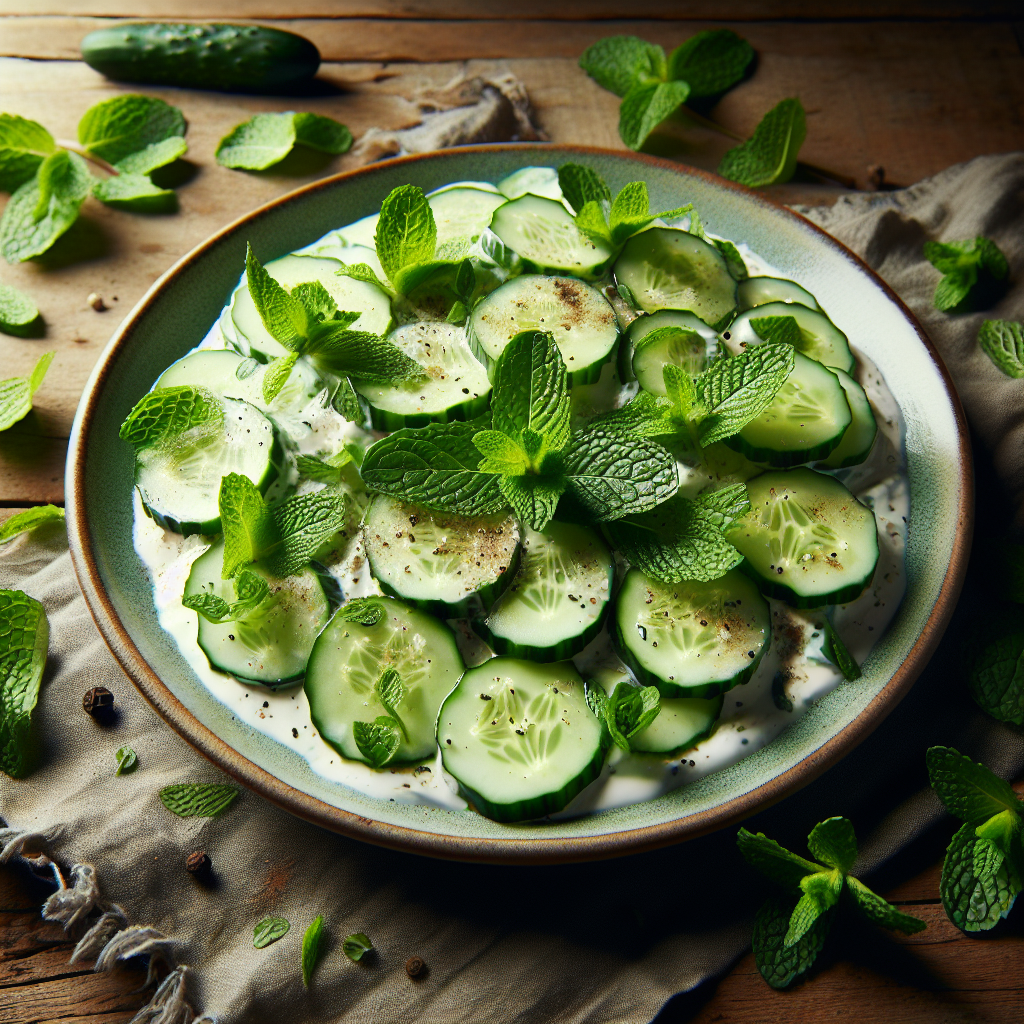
126,163,907,825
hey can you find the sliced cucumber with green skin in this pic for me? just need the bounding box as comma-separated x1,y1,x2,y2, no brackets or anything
726,351,852,467
736,276,821,312
184,541,330,686
496,166,563,202
613,228,737,326
363,494,521,617
615,568,771,699
605,678,721,756
476,522,614,662
721,302,854,374
469,275,619,385
632,320,712,397
231,254,391,361
426,187,507,246
818,368,878,469
725,468,879,608
619,308,717,384
305,596,464,766
355,322,491,430
489,194,614,279
136,398,282,536
438,658,605,823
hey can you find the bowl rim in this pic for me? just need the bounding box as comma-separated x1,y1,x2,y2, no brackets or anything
66,143,973,864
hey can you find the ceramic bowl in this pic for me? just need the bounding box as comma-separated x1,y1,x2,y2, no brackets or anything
66,145,971,863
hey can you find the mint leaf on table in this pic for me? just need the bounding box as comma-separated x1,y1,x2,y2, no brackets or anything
113,136,188,176
253,916,290,949
114,745,137,775
216,112,352,170
499,474,565,532
118,384,223,453
751,314,803,347
0,505,64,543
0,588,48,779
753,894,834,990
964,606,1024,726
978,320,1024,379
718,98,807,188
0,281,40,336
301,915,327,987
667,29,754,97
578,35,666,98
78,94,186,166
0,351,55,432
0,149,92,263
619,79,691,151
360,420,506,517
158,782,239,818
342,932,373,963
353,716,401,769
375,184,437,287
91,172,175,212
0,114,56,193
924,237,1008,313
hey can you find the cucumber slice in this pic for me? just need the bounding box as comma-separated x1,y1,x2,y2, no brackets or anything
631,312,715,396
469,275,619,385
135,397,281,536
614,568,771,699
619,309,717,385
438,658,604,822
476,522,614,662
818,368,878,469
613,228,737,327
184,541,330,686
489,194,614,279
305,596,465,766
736,276,821,312
354,322,491,430
605,678,721,756
726,351,852,467
426,187,507,245
721,302,854,374
496,166,563,202
230,254,391,361
363,495,521,616
337,213,379,249
726,468,879,607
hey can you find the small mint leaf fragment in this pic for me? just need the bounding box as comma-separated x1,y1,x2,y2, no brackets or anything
353,717,401,769
718,98,806,188
751,315,802,347
978,320,1024,379
924,237,1008,313
78,94,185,165
713,238,748,281
342,932,373,962
158,783,239,818
0,588,49,778
619,80,691,151
668,30,754,97
253,916,290,949
336,598,384,627
0,352,55,432
261,352,299,404
0,281,41,335
0,505,64,543
579,36,667,99
821,617,862,682
301,915,327,987
114,746,137,775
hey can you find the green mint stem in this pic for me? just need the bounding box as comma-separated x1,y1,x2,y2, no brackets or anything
55,139,118,176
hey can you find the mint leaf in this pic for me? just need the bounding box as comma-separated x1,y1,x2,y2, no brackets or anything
752,894,832,989
557,163,611,216
114,745,138,775
118,384,222,453
181,591,233,624
751,315,802,347
253,916,290,949
0,588,48,778
719,98,807,188
374,668,407,740
606,494,742,583
668,30,754,97
696,343,795,446
585,391,675,439
183,569,271,625
91,172,175,211
159,782,239,817
361,421,505,516
846,876,927,934
301,915,327,987
375,185,437,286
619,80,691,151
736,828,820,890
216,112,351,170
353,716,401,769
0,505,64,543
693,483,750,526
336,262,393,294
114,136,188,175
335,598,384,627
218,473,277,580
245,244,310,351
78,94,185,165
607,683,660,751
609,180,655,244
714,238,748,281
978,320,1024,379
0,281,40,335
296,450,356,484
342,932,373,962
785,872,840,946
491,331,571,458
562,430,678,522
941,820,1020,931
807,817,858,874
573,201,612,245
262,353,300,404
305,328,425,385
499,474,565,532
0,352,54,431
0,150,92,263
472,430,529,476
269,488,347,577
821,616,862,681
965,606,1024,726
926,746,1024,823
332,376,367,424
579,36,666,99
0,114,56,193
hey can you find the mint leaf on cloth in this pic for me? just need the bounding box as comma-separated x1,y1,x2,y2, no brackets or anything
0,351,55,431
159,783,240,818
301,915,327,987
114,745,138,775
718,98,807,188
0,588,48,778
0,114,56,193
253,917,290,949
578,35,666,99
0,505,64,544
342,932,373,962
375,184,437,286
216,112,351,170
118,385,223,453
668,30,754,97
924,236,1009,313
0,281,41,336
978,320,1024,378
0,150,92,263
619,80,691,151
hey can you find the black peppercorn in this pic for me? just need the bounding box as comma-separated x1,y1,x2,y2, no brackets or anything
405,955,426,979
186,851,211,876
83,686,114,716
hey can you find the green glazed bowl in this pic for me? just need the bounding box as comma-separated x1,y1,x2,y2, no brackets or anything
66,145,972,864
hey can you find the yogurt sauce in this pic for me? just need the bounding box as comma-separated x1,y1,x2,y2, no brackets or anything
133,196,908,819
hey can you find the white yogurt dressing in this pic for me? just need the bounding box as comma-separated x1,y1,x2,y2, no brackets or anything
133,189,908,819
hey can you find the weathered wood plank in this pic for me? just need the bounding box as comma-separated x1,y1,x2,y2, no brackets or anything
0,971,147,1023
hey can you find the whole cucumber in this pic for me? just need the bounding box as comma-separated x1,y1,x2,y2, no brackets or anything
80,23,321,93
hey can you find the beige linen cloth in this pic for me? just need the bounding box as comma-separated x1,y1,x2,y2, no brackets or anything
2,153,1022,1024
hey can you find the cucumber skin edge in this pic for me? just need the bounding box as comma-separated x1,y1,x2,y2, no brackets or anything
737,557,877,610
471,601,609,663
630,694,724,757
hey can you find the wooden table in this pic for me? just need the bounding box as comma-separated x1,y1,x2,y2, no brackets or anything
0,3,1021,1021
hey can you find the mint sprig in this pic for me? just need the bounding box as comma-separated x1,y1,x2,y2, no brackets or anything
718,98,807,188
924,237,1008,313
0,588,49,778
926,747,1024,932
0,351,54,432
586,681,661,752
978,320,1024,379
739,817,925,989
216,112,352,171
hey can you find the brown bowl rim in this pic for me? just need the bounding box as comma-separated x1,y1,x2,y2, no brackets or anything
66,143,973,864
